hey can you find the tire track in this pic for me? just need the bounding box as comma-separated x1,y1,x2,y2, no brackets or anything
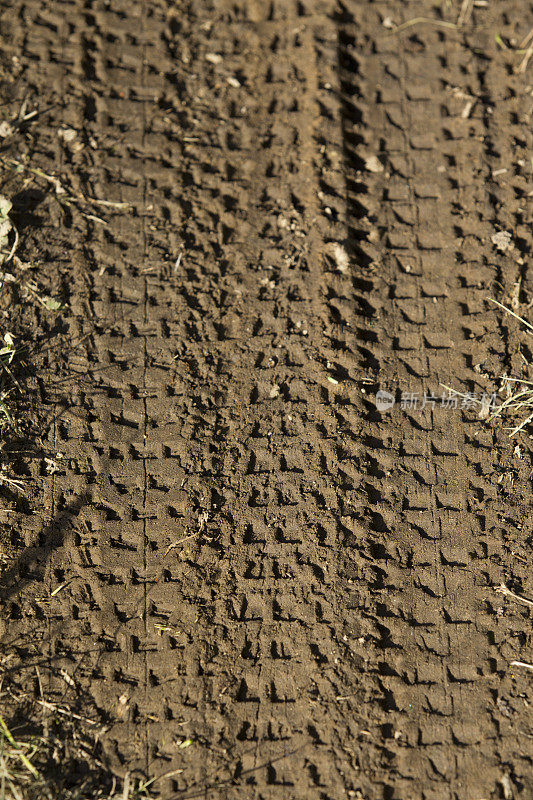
335,2,533,797
0,1,531,799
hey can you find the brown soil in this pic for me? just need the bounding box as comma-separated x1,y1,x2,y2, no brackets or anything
0,1,531,798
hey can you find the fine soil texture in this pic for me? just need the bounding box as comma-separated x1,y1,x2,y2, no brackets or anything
0,1,532,799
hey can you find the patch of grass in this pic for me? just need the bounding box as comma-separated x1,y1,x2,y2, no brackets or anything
442,299,532,436
0,193,60,502
0,657,164,800
0,676,110,800
489,377,533,436
488,299,533,436
0,100,141,799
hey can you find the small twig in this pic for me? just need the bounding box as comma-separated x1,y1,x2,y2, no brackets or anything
15,104,55,127
508,411,533,437
34,667,44,701
519,27,533,50
457,0,473,27
0,156,65,194
386,17,457,35
138,768,184,792
0,156,130,210
0,356,22,393
35,700,98,725
495,584,533,609
163,532,196,557
488,298,533,333
3,225,19,265
85,198,130,209
516,42,533,73
122,771,131,800
34,666,48,738
516,29,533,73
439,383,494,408
50,580,71,597
84,213,107,226
510,660,533,672
0,473,27,495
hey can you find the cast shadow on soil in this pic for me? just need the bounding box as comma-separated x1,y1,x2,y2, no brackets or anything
334,4,373,267
0,494,120,797
0,492,91,605
10,187,47,232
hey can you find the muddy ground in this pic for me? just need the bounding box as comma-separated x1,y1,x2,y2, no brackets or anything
0,0,531,798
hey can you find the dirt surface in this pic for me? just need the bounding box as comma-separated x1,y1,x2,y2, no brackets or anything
0,0,532,798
